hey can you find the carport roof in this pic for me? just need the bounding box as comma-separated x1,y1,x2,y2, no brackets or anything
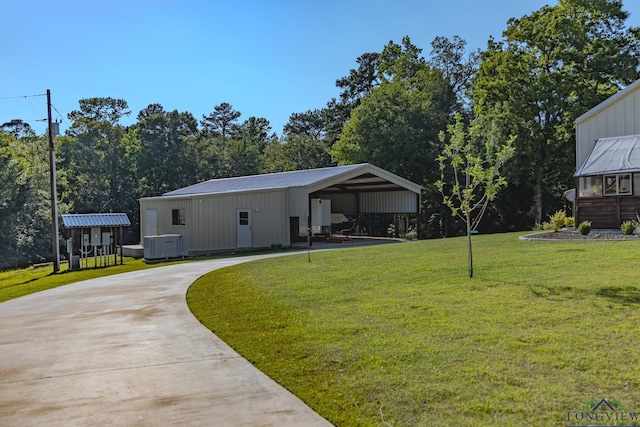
61,213,131,228
145,163,422,199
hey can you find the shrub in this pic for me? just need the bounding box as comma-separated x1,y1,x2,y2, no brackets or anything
578,221,592,235
404,227,418,241
565,216,575,228
548,210,567,232
621,220,636,235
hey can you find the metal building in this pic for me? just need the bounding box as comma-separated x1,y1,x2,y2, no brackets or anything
574,135,640,228
575,79,640,168
139,163,422,256
574,79,640,228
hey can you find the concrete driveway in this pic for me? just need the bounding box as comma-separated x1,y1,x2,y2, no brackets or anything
0,254,333,426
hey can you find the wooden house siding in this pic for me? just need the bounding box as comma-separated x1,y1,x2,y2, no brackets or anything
576,196,640,229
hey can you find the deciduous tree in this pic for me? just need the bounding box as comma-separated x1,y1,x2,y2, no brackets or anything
0,132,48,268
428,35,480,113
436,115,515,277
264,134,332,173
473,0,640,225
61,98,135,235
332,67,453,185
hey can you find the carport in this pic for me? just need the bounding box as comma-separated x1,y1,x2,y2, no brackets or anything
140,163,422,255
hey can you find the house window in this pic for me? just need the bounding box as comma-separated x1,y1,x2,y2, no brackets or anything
604,174,631,196
578,176,602,197
634,174,640,196
172,209,185,225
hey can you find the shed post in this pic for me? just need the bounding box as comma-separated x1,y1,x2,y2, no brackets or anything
120,225,124,265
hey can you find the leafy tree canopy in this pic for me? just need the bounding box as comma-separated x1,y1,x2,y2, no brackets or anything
473,0,640,224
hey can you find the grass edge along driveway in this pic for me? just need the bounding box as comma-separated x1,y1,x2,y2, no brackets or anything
0,257,162,303
187,232,640,427
0,249,299,303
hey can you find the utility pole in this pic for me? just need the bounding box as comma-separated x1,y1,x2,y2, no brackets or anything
47,89,60,273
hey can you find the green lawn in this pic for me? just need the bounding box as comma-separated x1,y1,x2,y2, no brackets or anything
0,257,162,303
0,248,300,303
187,232,640,426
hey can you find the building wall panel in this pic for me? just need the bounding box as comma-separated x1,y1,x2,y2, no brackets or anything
325,193,358,213
577,86,640,167
189,190,289,252
635,93,640,134
624,94,636,135
288,188,309,218
360,191,418,213
140,199,190,245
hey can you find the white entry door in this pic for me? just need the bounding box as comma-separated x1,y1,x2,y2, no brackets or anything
236,209,252,248
145,209,158,237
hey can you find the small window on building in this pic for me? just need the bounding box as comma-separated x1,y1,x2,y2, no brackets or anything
172,209,185,225
239,211,249,225
578,176,602,197
619,174,631,194
604,174,632,196
634,174,640,196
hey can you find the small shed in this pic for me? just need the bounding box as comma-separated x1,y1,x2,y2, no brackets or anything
61,213,131,268
139,163,422,256
574,135,640,228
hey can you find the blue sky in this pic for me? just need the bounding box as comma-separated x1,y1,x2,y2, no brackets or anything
3,0,640,137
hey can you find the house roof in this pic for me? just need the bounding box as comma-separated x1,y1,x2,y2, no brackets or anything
61,213,131,228
575,79,640,125
575,135,640,176
142,163,422,199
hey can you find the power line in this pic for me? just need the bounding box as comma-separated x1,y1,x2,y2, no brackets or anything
0,93,46,100
0,93,48,124
26,96,45,120
51,104,70,127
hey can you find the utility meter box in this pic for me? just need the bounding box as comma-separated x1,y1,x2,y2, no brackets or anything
90,227,101,246
102,232,112,245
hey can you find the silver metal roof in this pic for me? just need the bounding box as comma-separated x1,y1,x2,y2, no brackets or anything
61,213,131,228
148,163,422,198
575,135,640,176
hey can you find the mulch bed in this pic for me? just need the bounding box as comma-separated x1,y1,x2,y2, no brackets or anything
523,229,640,241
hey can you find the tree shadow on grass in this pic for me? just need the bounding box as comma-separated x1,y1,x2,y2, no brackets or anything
485,279,640,306
595,286,640,306
1,277,39,288
527,284,587,301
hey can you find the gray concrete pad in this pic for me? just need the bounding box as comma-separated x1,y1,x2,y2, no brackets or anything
0,254,333,426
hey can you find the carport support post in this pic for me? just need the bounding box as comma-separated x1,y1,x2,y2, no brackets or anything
307,198,313,247
416,193,421,239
